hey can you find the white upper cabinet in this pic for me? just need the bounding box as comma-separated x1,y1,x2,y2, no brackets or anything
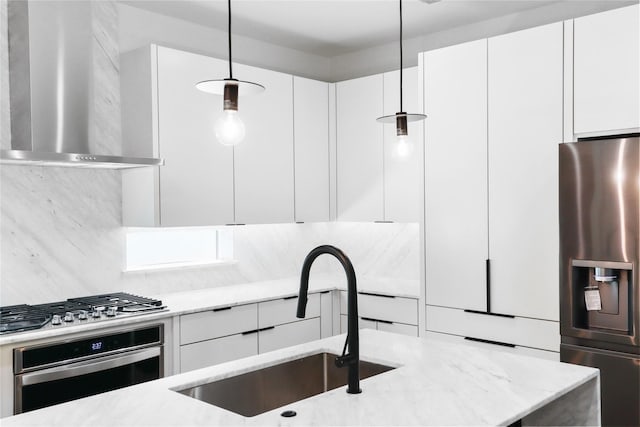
122,46,330,226
383,67,423,223
121,45,235,226
336,74,384,222
488,22,562,321
423,39,489,312
573,4,640,136
233,64,294,224
293,76,330,222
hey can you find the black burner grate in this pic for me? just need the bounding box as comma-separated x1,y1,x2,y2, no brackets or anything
0,305,52,334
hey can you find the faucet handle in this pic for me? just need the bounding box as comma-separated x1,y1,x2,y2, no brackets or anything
335,353,355,368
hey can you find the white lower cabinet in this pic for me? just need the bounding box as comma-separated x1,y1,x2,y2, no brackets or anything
340,315,418,337
180,332,258,373
426,305,559,354
259,318,321,354
424,331,559,361
178,293,326,373
339,291,419,337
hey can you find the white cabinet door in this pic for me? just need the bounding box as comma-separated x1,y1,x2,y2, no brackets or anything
423,40,489,311
488,23,562,321
336,74,384,221
293,77,330,222
180,332,258,373
122,46,235,226
258,318,321,353
233,64,294,224
156,47,235,226
574,5,640,135
383,67,423,223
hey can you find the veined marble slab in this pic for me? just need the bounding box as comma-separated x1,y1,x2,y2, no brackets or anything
0,330,599,426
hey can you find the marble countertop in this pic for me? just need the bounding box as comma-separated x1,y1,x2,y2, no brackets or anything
0,275,419,346
1,330,598,426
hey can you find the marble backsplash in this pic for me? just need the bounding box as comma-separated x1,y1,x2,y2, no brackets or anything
0,165,420,305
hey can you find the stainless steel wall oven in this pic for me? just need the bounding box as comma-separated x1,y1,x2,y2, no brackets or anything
13,324,164,414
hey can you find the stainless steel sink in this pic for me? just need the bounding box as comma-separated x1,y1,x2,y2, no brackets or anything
175,352,395,417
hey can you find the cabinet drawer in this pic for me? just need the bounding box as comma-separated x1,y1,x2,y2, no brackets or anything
425,331,559,361
377,321,418,337
426,305,559,352
259,293,320,328
259,318,321,354
180,332,258,372
341,292,418,325
340,315,376,333
180,303,258,344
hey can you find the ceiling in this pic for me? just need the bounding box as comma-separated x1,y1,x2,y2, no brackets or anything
121,0,573,57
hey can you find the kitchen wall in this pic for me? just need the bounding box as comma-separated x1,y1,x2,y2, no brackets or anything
0,162,419,305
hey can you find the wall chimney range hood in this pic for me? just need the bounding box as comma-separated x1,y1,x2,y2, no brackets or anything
1,1,163,169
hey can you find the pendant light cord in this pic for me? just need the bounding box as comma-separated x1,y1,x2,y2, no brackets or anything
228,0,233,79
399,0,403,112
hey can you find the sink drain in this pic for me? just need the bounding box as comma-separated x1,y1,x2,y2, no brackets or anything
281,410,297,418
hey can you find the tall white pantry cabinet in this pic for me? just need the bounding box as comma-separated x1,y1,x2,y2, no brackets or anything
422,4,639,358
422,22,563,358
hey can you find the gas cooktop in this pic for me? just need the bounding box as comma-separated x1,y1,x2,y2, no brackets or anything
0,292,167,335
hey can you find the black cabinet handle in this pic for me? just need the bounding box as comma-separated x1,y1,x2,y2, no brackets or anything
242,326,275,335
359,292,395,299
283,295,298,300
486,258,491,313
464,309,515,319
464,336,515,348
213,306,232,312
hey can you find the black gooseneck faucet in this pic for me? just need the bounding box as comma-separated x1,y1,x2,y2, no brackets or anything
297,245,361,394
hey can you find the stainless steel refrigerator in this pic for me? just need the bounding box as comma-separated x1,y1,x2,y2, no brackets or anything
559,135,640,427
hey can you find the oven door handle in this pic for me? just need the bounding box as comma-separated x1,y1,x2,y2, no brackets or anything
17,347,161,386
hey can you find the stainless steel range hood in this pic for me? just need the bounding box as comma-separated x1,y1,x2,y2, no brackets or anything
1,1,163,169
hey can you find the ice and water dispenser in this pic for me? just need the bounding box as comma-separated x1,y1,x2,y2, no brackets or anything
569,260,633,336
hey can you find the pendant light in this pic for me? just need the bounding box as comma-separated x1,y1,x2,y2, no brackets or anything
376,0,426,157
195,0,265,146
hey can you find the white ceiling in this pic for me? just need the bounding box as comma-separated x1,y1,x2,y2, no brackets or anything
119,0,578,57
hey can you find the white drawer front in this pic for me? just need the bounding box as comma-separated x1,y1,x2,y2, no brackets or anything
180,332,258,373
259,318,321,354
258,293,320,328
340,292,418,325
426,305,559,352
425,331,559,361
340,314,376,334
377,321,418,337
180,303,258,344
359,293,418,325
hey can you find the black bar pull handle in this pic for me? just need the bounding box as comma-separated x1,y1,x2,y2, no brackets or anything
486,258,491,313
213,306,232,312
464,336,515,348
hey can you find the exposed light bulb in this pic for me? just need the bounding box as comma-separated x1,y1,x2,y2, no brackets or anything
215,110,245,146
394,134,413,158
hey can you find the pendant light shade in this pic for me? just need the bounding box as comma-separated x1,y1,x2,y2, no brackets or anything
377,0,426,157
196,0,264,146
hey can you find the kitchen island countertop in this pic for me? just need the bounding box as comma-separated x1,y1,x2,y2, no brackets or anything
1,329,599,426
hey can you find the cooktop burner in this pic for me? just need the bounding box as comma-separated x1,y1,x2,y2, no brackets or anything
0,305,52,335
0,293,166,335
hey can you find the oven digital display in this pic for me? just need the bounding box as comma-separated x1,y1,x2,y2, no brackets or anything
91,341,103,351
